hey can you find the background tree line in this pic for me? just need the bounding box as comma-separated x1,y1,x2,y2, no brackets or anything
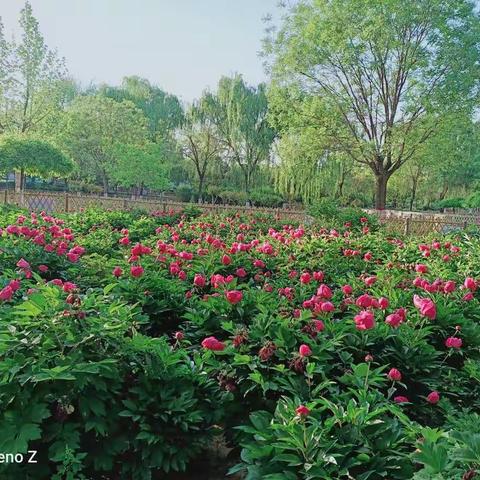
1,1,479,210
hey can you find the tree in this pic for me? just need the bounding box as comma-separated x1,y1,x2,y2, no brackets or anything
181,99,223,203
59,96,148,195
108,142,171,198
266,0,480,209
205,75,276,198
0,2,69,191
0,136,73,193
97,76,184,141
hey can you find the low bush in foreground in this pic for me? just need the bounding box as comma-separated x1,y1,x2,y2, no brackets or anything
0,208,479,479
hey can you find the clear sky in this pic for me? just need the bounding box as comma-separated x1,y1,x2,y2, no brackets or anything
1,0,280,102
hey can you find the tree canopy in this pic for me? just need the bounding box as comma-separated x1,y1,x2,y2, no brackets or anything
0,136,73,180
266,0,480,208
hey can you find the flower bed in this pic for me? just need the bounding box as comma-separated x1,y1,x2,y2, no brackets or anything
0,206,479,479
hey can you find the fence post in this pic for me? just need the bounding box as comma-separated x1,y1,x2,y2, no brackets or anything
123,198,128,210
4,188,7,204
404,217,411,235
65,192,69,212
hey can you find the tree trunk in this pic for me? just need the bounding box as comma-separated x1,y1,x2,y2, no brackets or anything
102,174,109,197
374,174,388,210
439,182,448,201
409,176,418,211
15,171,22,193
198,177,205,204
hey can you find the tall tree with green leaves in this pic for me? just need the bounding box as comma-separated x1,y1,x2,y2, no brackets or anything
97,76,184,142
205,75,276,198
181,98,223,203
266,0,480,209
0,2,69,190
108,142,171,198
59,96,148,195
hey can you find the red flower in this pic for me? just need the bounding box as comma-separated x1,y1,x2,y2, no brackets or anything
445,337,462,348
9,279,21,291
236,268,247,278
444,280,456,293
356,293,373,308
112,266,123,277
313,319,325,332
415,264,428,274
298,344,312,357
38,265,49,273
119,236,130,245
413,295,436,320
0,286,14,301
130,265,144,278
201,336,225,351
354,310,375,330
295,405,310,417
174,331,184,341
394,396,409,404
313,271,324,282
300,272,311,284
378,297,389,310
385,312,403,328
193,273,206,287
320,301,334,313
63,282,77,292
464,277,477,291
67,252,80,263
387,368,402,382
225,290,243,304
317,284,332,299
16,258,30,270
342,284,353,295
221,254,231,266
427,391,440,404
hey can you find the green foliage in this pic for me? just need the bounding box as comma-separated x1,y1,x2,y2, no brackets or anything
0,136,74,178
108,141,171,192
266,0,480,208
0,283,226,479
1,207,480,478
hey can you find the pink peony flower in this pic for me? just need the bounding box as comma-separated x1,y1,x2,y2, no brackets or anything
413,295,436,320
354,310,375,330
130,265,144,278
427,391,440,404
387,368,402,382
225,290,243,304
445,337,462,349
201,336,225,351
298,344,312,357
193,273,206,288
112,266,123,277
295,405,310,417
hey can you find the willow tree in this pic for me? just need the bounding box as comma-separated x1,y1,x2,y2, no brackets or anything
266,0,480,209
97,76,184,142
204,75,276,198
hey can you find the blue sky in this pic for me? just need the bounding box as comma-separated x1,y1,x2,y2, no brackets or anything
1,0,280,102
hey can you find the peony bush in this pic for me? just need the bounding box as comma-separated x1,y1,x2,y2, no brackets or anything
0,205,479,479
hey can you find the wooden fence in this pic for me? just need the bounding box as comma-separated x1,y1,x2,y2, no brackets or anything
2,189,480,235
0,190,307,222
